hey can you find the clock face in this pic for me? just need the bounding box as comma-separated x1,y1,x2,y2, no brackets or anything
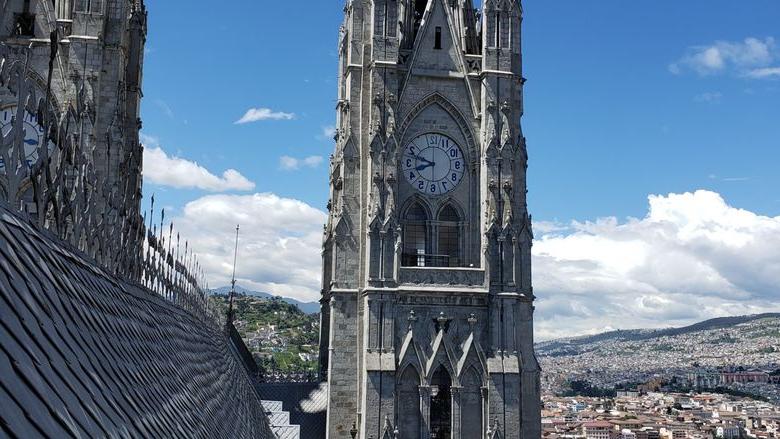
0,105,52,171
402,133,466,196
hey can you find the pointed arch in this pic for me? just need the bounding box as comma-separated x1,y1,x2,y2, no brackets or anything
430,365,453,439
401,197,431,267
436,200,463,222
397,92,478,167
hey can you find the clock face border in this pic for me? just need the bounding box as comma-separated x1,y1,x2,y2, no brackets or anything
0,104,53,171
401,132,466,197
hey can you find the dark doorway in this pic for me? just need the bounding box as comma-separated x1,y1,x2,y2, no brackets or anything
430,366,452,439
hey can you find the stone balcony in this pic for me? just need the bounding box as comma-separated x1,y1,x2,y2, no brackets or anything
399,266,486,288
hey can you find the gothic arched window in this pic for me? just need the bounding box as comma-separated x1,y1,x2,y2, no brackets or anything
437,204,461,267
430,366,452,439
403,202,428,266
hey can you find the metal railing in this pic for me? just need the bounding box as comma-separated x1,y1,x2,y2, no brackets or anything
402,252,460,268
0,36,220,326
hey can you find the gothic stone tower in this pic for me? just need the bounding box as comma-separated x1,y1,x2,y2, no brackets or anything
1,0,147,217
320,0,541,438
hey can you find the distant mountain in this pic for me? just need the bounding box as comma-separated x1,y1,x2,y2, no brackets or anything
536,313,780,357
211,286,320,315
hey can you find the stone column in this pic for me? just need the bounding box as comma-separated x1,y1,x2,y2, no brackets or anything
481,386,490,439
451,385,462,439
419,385,432,438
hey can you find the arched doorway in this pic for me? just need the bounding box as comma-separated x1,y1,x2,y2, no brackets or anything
430,366,452,439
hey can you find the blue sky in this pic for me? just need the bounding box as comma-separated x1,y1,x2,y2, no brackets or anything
139,1,780,338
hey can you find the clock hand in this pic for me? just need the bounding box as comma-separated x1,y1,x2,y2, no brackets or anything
411,154,434,165
416,163,434,171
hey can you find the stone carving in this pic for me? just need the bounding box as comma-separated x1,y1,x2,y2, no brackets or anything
385,172,397,220
370,171,383,222
386,93,397,141
398,267,486,287
484,99,497,146
502,179,513,226
500,99,512,147
486,178,498,227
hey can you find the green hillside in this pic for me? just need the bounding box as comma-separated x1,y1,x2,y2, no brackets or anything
211,293,320,373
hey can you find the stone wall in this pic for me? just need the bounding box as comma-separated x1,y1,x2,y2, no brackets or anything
0,204,275,438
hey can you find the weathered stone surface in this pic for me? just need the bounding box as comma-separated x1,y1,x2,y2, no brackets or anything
0,203,275,438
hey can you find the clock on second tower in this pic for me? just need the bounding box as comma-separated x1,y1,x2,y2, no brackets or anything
402,132,465,196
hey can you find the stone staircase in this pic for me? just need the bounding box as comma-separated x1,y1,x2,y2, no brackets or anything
262,400,301,439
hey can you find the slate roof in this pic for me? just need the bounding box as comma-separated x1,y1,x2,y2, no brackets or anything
0,204,276,438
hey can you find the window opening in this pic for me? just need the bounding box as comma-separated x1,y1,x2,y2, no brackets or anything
13,0,35,37
403,203,428,267
495,13,501,48
437,205,461,267
430,366,452,439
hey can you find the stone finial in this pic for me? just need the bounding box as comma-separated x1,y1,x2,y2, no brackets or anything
468,312,478,330
435,312,452,333
408,309,418,329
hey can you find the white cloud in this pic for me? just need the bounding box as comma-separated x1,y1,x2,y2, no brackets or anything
235,107,296,124
746,67,780,79
533,190,780,340
670,37,779,78
279,155,324,171
142,143,255,192
322,125,336,139
172,189,780,340
172,193,327,302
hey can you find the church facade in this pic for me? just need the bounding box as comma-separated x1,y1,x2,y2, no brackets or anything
319,0,541,438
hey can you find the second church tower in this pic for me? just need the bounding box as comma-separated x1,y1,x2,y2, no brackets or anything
320,1,541,437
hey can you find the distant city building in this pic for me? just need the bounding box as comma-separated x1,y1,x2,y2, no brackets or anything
583,421,613,439
715,425,741,439
621,429,638,439
721,371,770,385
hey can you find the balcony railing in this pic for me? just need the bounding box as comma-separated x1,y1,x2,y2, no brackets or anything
402,252,460,268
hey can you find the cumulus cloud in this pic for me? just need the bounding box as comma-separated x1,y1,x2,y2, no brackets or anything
235,107,296,124
279,155,324,171
172,193,327,302
533,190,780,340
171,189,779,340
322,126,336,138
317,125,337,141
669,37,780,79
746,67,780,79
142,142,255,192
